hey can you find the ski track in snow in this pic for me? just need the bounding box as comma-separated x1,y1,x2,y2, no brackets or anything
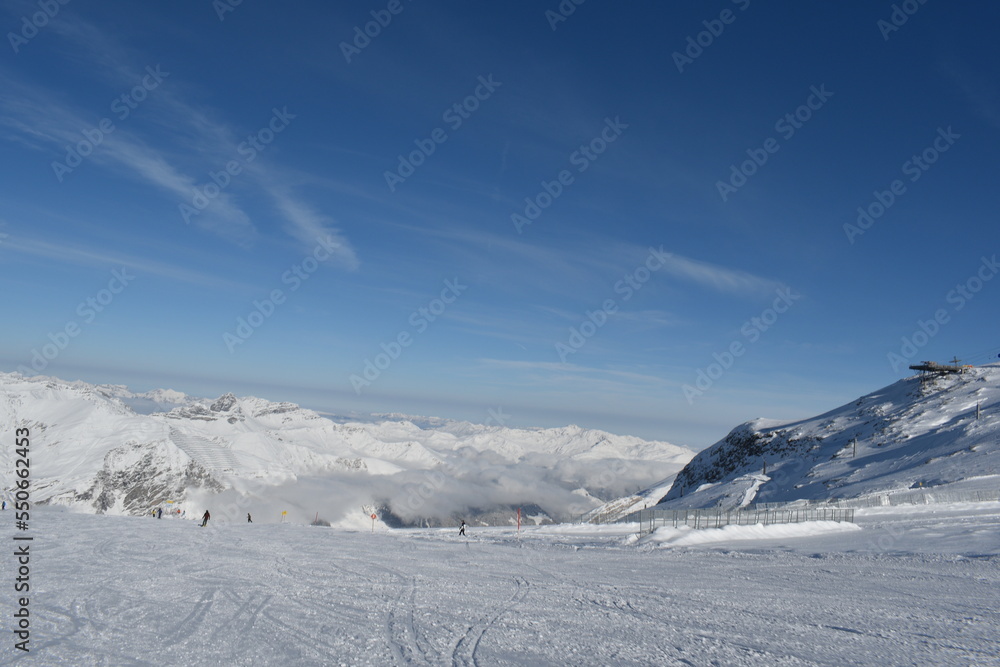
450,575,530,667
2,506,999,666
385,573,431,666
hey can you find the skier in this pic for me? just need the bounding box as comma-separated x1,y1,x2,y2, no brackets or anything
459,520,466,536
247,513,252,523
201,510,211,527
157,507,163,519
1,500,6,510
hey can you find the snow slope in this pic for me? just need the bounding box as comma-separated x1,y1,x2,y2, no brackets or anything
1,502,997,665
657,364,1000,510
582,476,679,523
0,372,693,524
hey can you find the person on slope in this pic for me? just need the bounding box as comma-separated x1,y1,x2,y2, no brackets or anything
157,508,163,519
247,513,252,523
201,510,211,527
459,520,466,536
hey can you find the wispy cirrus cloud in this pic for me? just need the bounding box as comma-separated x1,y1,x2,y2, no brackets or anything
655,252,784,296
1,235,250,292
477,357,677,389
420,224,784,299
266,187,360,270
0,77,258,245
0,17,358,266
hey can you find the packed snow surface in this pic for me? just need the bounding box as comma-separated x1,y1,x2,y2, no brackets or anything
2,502,998,665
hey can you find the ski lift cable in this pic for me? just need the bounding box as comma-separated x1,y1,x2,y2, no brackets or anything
962,346,1000,358
956,346,1000,365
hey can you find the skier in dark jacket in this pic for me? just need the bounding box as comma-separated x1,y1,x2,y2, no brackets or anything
247,513,252,523
459,520,466,536
201,510,211,527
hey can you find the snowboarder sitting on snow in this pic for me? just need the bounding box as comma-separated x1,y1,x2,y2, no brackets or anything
201,510,211,527
459,520,466,536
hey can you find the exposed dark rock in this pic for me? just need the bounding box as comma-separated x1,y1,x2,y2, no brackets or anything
211,393,239,413
73,442,224,514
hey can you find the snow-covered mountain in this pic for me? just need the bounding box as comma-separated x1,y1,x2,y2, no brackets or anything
0,372,693,526
655,364,1000,510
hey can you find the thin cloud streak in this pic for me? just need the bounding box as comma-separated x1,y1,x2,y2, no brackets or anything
658,253,784,296
0,17,358,260
2,236,250,292
477,358,677,388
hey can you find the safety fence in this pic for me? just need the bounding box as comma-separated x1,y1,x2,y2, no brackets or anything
742,487,1000,511
581,486,998,528
823,487,1000,509
583,507,629,525
619,506,854,535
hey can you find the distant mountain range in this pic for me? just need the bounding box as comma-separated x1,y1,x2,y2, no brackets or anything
0,372,694,527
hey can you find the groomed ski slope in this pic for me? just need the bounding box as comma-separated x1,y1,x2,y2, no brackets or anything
2,504,999,666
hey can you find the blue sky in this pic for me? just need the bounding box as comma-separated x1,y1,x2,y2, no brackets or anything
1,0,998,449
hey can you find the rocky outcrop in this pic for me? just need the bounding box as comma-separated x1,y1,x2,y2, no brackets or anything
67,442,224,514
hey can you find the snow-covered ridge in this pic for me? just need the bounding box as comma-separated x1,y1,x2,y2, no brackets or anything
0,372,694,524
656,364,1000,510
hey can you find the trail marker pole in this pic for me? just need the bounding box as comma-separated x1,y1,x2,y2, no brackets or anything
281,510,287,523
371,513,377,533
517,508,521,534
